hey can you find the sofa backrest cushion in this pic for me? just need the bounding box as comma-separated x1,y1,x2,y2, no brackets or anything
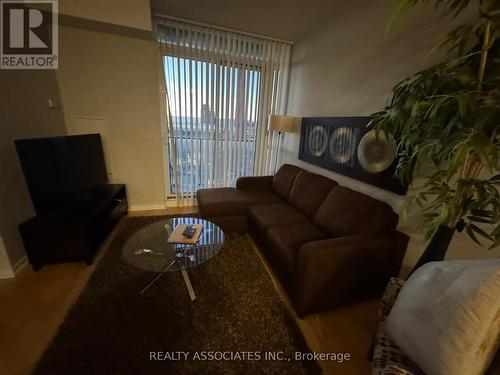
272,164,303,199
288,171,338,218
313,186,398,236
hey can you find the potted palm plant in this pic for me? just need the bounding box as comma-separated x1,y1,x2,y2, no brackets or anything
371,0,500,273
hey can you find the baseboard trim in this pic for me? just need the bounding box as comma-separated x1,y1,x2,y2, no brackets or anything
0,268,15,279
128,204,167,212
13,256,28,274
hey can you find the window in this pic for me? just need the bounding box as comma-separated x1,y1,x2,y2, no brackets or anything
164,56,260,193
157,20,291,204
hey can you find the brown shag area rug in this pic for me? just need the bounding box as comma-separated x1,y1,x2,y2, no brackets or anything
34,216,321,374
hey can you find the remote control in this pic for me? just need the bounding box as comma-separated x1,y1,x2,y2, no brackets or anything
182,225,196,238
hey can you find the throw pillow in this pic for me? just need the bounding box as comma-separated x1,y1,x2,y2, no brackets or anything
384,259,500,375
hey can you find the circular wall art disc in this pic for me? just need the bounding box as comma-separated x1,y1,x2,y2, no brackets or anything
329,127,356,165
308,125,328,157
357,130,397,173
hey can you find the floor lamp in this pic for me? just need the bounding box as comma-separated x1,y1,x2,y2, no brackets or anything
269,115,299,172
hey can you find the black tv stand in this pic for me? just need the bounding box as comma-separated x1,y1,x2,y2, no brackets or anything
19,184,127,271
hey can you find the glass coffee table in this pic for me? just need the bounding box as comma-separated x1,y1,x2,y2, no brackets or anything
122,217,224,300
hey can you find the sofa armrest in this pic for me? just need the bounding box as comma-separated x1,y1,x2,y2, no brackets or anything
236,175,273,190
293,231,408,316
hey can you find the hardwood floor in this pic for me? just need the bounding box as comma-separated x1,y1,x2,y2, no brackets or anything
0,208,378,375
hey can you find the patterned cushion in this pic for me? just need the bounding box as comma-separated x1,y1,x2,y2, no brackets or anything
380,365,419,375
378,278,404,322
372,278,423,375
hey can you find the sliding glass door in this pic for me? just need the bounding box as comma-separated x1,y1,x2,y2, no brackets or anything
157,19,291,205
163,56,261,194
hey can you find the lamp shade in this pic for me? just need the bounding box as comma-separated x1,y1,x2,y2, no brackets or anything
269,115,299,133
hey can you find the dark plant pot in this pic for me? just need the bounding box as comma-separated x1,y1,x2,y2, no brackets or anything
409,225,456,277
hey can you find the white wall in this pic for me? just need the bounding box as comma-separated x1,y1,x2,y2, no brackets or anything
55,24,166,211
283,0,499,276
35,0,153,31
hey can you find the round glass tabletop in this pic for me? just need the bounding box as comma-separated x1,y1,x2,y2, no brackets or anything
122,217,224,273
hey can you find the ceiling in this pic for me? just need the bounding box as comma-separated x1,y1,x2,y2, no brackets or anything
150,0,354,41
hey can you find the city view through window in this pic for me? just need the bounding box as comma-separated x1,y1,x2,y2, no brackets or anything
164,56,261,194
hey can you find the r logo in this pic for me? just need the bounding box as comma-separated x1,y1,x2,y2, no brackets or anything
1,0,58,69
9,8,48,48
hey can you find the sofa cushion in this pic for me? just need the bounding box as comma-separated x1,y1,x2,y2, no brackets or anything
241,189,284,206
313,186,398,237
203,215,248,233
267,224,327,276
236,175,273,190
248,203,310,230
272,164,303,199
197,188,282,217
197,188,245,217
385,259,500,375
288,171,338,218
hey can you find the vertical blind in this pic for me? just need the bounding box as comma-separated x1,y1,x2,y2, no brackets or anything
157,18,291,206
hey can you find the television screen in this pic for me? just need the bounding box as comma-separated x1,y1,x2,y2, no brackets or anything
15,134,108,215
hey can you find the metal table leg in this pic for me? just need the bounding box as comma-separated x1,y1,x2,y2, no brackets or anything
181,269,196,301
140,260,176,294
139,249,197,301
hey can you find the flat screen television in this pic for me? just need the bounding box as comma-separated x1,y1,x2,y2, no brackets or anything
15,134,108,216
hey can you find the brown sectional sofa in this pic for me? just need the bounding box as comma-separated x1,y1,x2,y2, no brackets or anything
197,164,409,317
